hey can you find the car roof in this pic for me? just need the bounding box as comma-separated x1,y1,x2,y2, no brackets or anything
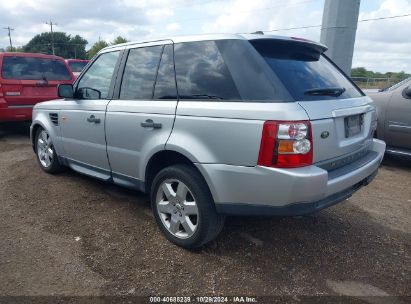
0,52,66,60
99,33,327,54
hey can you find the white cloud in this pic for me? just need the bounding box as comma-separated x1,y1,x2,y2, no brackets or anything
166,22,181,31
0,0,410,73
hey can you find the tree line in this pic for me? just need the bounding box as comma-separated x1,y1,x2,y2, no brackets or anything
351,67,410,81
1,32,129,60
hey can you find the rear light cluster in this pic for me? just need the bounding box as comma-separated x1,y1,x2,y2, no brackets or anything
258,121,313,168
0,84,3,98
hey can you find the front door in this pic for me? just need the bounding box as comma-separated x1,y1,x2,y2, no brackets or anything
60,50,122,180
106,42,177,189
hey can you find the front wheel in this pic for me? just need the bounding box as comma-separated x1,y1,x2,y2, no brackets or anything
35,127,63,173
151,164,225,249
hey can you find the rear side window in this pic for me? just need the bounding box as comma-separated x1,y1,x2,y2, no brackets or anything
251,39,363,101
174,40,291,102
120,46,163,100
1,56,72,81
174,41,241,100
153,45,177,99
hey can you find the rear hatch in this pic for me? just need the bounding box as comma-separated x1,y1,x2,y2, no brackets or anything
251,38,376,165
1,55,73,107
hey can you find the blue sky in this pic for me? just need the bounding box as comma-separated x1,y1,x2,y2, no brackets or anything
1,0,410,72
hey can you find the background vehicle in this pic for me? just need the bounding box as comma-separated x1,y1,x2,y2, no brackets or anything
65,59,89,78
30,34,385,248
0,53,74,122
367,77,411,157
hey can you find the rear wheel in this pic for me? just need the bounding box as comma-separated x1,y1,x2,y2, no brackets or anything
35,127,63,173
151,164,225,249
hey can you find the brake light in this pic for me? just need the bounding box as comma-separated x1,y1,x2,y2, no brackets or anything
0,83,3,98
258,121,313,168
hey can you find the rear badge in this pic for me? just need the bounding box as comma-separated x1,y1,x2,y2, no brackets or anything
321,131,330,139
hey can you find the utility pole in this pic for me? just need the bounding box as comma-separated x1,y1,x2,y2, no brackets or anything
46,20,57,55
320,0,361,75
3,26,14,51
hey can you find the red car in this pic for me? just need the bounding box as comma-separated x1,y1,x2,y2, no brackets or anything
65,59,89,78
0,52,74,122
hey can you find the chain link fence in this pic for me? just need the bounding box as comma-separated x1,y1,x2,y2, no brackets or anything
351,76,408,90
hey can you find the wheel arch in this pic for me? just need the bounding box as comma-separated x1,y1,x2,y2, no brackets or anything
144,150,214,200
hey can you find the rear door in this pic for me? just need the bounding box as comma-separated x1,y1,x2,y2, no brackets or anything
0,56,73,107
251,39,375,163
59,50,122,179
105,41,177,188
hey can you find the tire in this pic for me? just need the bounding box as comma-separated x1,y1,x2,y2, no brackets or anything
151,164,225,249
35,127,64,174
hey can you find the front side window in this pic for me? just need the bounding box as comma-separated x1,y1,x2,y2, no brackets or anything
120,46,163,100
77,51,120,99
1,56,71,81
174,41,241,100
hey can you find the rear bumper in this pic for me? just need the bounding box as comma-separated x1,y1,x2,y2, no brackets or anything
0,103,33,122
196,139,386,216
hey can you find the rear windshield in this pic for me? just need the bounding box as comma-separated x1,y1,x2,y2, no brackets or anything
68,61,88,73
1,56,72,81
251,39,363,101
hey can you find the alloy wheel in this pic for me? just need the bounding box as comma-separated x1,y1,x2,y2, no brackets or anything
37,130,53,168
155,179,199,239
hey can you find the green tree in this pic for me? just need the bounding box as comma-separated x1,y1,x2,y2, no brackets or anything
5,46,24,52
87,40,109,59
111,36,129,45
24,32,88,59
68,35,88,59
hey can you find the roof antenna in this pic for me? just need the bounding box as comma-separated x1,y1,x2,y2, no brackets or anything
251,31,264,35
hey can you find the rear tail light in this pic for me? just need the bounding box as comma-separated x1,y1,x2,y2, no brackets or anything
258,121,313,168
0,83,3,97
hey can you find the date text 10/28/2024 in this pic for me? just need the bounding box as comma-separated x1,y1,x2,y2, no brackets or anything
149,296,258,303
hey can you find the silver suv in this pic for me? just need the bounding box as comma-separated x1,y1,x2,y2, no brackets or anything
30,34,386,248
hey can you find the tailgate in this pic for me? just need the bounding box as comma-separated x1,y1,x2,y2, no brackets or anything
298,96,377,163
2,79,59,106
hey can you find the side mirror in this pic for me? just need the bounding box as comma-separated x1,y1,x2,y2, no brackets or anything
58,84,74,98
404,85,411,98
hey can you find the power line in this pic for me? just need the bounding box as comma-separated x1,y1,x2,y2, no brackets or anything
263,12,411,33
2,26,14,51
45,20,57,55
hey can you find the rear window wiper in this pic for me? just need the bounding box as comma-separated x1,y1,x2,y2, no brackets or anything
181,94,225,100
304,87,346,97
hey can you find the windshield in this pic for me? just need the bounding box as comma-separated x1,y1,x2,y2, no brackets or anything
251,39,363,101
68,61,88,73
1,56,72,81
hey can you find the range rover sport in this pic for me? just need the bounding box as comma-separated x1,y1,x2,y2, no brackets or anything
30,34,386,248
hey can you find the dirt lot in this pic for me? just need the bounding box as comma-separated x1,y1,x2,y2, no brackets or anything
0,122,410,298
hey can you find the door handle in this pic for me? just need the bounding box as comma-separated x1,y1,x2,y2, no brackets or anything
141,119,162,129
87,115,101,124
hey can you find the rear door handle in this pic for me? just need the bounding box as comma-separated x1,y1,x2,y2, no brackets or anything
87,115,101,124
141,119,162,129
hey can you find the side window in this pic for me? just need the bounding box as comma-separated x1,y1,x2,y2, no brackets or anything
120,46,162,100
174,41,241,100
76,51,120,100
153,45,177,99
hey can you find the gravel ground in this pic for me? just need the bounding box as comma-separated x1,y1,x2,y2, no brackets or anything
0,122,410,298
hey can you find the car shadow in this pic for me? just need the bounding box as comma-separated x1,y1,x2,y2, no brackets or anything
0,121,31,139
382,154,411,171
